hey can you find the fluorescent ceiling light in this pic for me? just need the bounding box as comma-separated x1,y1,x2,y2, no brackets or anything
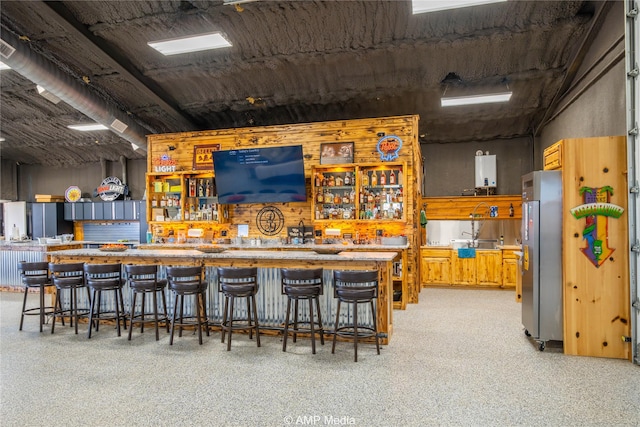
0,137,5,142
68,123,109,131
148,32,232,56
413,0,506,14
0,62,10,70
441,91,512,107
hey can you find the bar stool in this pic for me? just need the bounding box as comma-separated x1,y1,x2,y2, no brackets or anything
217,267,260,351
280,268,325,354
166,266,209,345
18,261,55,332
84,263,127,338
125,264,169,341
49,262,90,334
332,270,381,362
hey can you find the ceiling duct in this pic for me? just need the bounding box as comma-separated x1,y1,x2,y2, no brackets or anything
0,29,148,153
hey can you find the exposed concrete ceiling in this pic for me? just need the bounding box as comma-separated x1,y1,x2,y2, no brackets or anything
0,0,605,167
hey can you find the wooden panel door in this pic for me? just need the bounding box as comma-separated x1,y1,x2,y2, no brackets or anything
561,136,630,359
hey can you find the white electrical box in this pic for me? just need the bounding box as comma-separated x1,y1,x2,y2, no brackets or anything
475,154,497,188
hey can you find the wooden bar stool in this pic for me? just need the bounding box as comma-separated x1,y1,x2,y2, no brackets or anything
125,264,169,341
166,266,209,345
332,270,380,362
217,267,260,351
49,262,90,334
84,263,128,338
18,261,55,332
280,268,325,354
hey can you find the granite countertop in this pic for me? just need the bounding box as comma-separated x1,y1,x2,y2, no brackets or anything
137,242,409,251
47,248,400,262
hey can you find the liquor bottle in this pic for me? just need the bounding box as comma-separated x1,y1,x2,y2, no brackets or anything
509,203,514,217
380,171,386,185
315,173,322,187
371,171,378,186
189,179,196,197
316,188,323,203
198,180,204,197
397,169,403,185
390,170,396,185
362,171,369,186
344,172,351,186
205,180,211,197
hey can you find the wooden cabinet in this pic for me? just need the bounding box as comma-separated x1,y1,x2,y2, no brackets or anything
422,248,513,288
420,248,451,285
392,250,407,310
146,172,226,226
451,251,476,285
501,250,518,289
543,140,562,170
311,162,405,223
476,250,502,286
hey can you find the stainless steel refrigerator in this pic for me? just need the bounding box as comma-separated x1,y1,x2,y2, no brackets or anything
521,170,563,351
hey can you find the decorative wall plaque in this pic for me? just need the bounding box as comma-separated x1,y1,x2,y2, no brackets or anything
256,206,284,236
193,144,221,170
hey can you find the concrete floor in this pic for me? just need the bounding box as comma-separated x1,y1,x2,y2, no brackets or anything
1,288,639,427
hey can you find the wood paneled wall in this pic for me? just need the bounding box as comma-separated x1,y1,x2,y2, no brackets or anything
147,115,423,304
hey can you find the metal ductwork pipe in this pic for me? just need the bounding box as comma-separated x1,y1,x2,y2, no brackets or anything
120,155,127,184
0,29,148,153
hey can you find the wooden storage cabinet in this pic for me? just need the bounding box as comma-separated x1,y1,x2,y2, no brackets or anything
475,250,502,286
543,140,562,170
311,162,405,223
358,163,405,221
451,252,476,285
312,165,357,220
422,248,511,288
392,250,407,310
501,250,518,289
420,248,451,285
147,172,226,226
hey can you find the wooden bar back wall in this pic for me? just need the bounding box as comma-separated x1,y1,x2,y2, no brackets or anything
147,115,423,304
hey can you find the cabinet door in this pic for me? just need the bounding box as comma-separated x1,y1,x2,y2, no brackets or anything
124,201,135,219
502,258,517,289
451,253,476,285
421,256,451,285
83,203,93,220
114,201,125,219
93,202,105,220
64,203,74,221
476,251,502,286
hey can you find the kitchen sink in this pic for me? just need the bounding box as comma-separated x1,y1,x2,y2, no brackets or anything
450,239,499,249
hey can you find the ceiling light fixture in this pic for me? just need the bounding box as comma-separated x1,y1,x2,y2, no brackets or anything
148,32,232,56
0,61,10,70
36,85,62,104
0,137,6,142
441,91,512,107
67,123,109,131
412,0,506,14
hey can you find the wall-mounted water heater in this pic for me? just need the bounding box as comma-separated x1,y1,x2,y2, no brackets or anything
475,153,497,188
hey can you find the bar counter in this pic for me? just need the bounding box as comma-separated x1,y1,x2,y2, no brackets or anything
47,248,398,344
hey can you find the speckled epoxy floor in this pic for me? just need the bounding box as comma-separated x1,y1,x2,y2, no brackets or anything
1,288,638,427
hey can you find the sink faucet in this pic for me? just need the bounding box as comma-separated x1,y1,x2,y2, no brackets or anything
469,202,491,241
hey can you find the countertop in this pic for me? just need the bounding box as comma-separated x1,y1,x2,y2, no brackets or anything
421,244,522,250
47,248,400,262
137,242,409,251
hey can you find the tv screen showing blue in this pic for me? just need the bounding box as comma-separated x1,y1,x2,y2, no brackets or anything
213,145,308,204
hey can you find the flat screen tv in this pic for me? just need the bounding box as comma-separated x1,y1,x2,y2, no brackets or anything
213,145,308,204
